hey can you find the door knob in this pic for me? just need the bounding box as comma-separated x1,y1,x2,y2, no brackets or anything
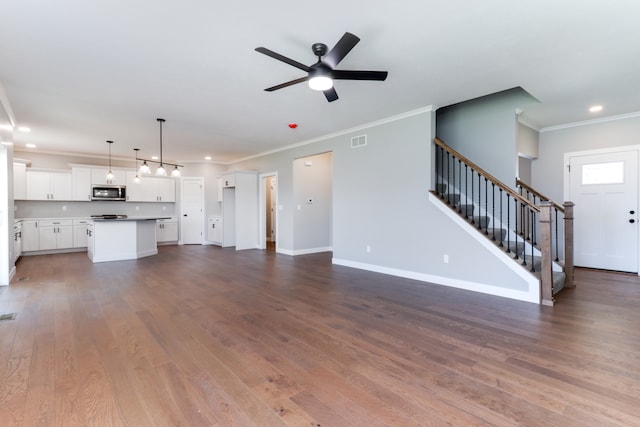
630,210,636,215
630,219,636,223
183,214,188,217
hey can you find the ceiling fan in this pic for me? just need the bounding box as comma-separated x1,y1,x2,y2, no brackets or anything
255,32,388,102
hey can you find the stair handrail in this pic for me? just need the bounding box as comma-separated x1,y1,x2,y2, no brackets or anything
434,137,539,212
516,178,564,212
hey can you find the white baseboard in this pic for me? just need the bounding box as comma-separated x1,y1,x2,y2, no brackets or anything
331,258,540,304
277,246,332,256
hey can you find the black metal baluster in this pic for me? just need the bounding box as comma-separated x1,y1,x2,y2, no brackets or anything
513,199,519,260
477,172,482,230
465,164,469,218
471,169,475,224
484,178,488,235
506,194,512,253
491,183,496,240
530,210,536,272
499,188,504,247
446,151,451,204
457,158,462,213
554,208,559,262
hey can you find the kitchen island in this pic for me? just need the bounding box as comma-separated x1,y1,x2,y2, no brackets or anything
87,216,170,263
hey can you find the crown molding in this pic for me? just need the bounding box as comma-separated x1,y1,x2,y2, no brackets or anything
540,111,640,132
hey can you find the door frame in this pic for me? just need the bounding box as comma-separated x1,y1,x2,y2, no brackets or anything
564,145,640,273
258,172,278,250
179,176,205,245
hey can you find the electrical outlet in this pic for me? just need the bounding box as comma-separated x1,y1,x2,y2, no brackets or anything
366,245,371,253
62,205,67,211
443,254,449,264
136,206,140,211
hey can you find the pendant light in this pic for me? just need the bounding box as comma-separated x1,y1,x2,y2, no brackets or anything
106,140,114,181
139,159,151,174
156,118,167,176
133,148,141,183
171,165,181,177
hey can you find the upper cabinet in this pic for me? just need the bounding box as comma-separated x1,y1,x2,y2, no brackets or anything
72,167,92,201
91,168,126,186
26,170,72,201
125,173,176,203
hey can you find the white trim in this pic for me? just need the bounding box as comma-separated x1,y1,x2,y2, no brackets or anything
230,105,436,165
541,111,640,133
331,258,539,304
563,145,640,202
428,192,540,302
518,117,540,132
277,246,332,256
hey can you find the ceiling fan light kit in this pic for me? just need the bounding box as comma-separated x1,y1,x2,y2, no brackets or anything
256,32,388,102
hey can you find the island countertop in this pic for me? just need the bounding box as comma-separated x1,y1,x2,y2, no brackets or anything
90,216,171,222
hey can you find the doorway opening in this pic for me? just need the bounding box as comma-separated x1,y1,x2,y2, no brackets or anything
259,172,278,251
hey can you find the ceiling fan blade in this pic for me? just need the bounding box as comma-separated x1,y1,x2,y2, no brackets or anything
323,87,339,102
255,47,311,72
323,32,360,69
265,76,309,92
332,70,388,81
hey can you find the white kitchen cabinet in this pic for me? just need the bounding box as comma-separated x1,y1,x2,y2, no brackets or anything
87,222,94,259
221,173,235,188
72,167,92,201
26,170,72,201
126,175,175,202
91,168,126,186
142,177,176,202
72,219,90,248
157,218,178,243
21,220,39,252
13,162,27,200
207,216,222,245
13,222,22,262
38,219,73,250
217,178,223,202
221,171,258,250
126,171,143,201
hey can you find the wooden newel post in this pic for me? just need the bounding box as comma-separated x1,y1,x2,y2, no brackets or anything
563,201,575,289
539,202,554,306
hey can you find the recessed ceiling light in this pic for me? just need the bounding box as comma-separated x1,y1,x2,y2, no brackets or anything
204,156,212,160
26,143,36,148
589,105,603,113
18,126,31,132
0,124,13,131
151,155,159,160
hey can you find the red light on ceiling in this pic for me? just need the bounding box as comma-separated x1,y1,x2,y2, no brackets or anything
288,123,298,129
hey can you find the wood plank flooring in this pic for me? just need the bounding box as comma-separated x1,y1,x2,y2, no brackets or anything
1,246,639,426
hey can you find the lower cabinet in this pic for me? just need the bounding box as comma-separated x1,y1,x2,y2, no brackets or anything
73,219,90,248
207,216,222,245
38,219,73,250
21,220,40,252
157,218,178,243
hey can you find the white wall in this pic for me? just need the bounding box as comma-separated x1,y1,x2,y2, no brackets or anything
533,114,640,203
293,152,332,252
231,107,532,298
436,87,539,186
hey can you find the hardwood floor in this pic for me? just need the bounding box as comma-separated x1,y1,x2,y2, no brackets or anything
1,246,639,426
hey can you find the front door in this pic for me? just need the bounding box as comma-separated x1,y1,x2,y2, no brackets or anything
569,149,639,272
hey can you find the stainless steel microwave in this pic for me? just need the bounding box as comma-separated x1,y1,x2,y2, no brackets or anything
91,185,126,201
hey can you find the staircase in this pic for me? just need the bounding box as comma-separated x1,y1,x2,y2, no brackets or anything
433,137,574,305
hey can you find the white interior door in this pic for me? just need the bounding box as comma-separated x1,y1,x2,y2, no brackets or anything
569,150,639,272
180,178,204,244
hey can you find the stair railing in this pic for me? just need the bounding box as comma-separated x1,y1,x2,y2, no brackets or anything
516,179,575,291
433,137,561,305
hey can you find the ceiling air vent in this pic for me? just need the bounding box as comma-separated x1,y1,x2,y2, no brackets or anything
351,135,367,148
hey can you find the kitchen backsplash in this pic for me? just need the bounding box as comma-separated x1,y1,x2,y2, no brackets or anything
15,200,176,219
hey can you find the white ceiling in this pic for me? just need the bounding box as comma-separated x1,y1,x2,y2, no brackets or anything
1,1,639,164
